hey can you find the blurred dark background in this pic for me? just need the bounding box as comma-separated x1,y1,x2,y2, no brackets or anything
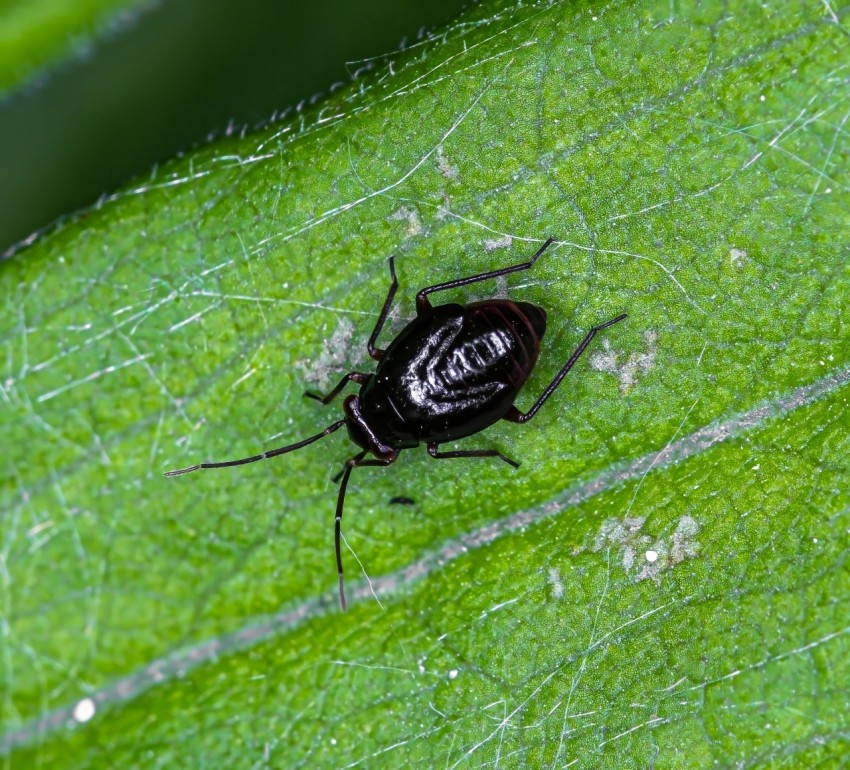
0,0,471,254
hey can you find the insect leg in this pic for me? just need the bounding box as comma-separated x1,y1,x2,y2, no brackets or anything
304,372,370,405
368,256,399,360
504,313,627,424
163,419,346,476
335,453,398,611
416,237,555,314
427,442,519,469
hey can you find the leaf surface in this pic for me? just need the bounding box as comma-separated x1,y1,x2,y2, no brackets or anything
1,0,849,766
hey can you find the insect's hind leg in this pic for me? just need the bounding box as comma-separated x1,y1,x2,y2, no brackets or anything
504,313,627,424
427,442,519,469
416,237,555,314
304,372,370,405
368,256,400,360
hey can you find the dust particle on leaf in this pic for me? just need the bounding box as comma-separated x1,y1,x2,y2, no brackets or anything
589,515,701,583
484,235,513,251
589,330,657,393
548,567,564,599
389,206,422,237
295,318,357,389
435,144,458,180
728,248,749,269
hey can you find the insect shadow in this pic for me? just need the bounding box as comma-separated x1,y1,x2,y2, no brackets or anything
165,238,626,609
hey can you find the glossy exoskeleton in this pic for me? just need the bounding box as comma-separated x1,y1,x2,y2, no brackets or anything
165,238,626,609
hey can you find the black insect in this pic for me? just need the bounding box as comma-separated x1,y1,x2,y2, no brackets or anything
389,496,416,506
165,238,626,610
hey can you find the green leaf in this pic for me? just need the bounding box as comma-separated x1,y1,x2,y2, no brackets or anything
0,0,148,94
2,0,849,766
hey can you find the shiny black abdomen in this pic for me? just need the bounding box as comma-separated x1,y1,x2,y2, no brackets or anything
358,299,546,447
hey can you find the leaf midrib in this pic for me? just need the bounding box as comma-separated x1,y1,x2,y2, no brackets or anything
3,359,848,754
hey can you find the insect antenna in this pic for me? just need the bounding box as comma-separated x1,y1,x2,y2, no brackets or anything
334,451,398,611
163,419,346,476
335,459,357,612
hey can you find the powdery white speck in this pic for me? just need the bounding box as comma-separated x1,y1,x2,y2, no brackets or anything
645,550,658,563
729,248,748,267
589,331,657,393
73,698,96,723
449,669,459,680
548,567,564,599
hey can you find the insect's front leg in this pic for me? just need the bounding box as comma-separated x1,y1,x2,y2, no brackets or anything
304,372,370,405
415,238,555,314
367,256,399,360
